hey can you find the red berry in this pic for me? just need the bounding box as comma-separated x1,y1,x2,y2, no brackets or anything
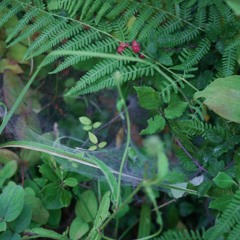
125,42,130,47
132,40,139,47
139,54,145,59
120,42,125,47
117,46,125,54
132,45,140,53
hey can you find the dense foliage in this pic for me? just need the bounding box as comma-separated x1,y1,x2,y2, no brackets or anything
0,0,240,239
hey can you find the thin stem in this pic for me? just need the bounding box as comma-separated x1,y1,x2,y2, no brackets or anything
175,138,208,173
100,183,143,231
0,67,41,134
115,83,131,208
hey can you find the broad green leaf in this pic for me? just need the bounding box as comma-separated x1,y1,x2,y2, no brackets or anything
9,204,32,233
194,75,240,123
24,194,49,225
87,191,110,240
6,43,28,64
135,86,161,110
0,160,18,187
39,164,59,182
63,177,78,187
164,101,188,119
69,216,89,240
156,151,169,183
88,132,98,144
75,190,98,223
60,189,72,207
138,204,151,238
0,221,6,232
140,115,166,135
226,0,240,15
0,182,24,222
0,149,19,164
209,195,234,211
0,231,21,240
213,172,237,189
47,209,61,226
79,116,92,125
26,228,63,239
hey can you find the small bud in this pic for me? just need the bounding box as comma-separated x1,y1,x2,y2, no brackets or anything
139,54,145,59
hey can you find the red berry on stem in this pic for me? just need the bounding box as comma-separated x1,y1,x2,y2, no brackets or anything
117,46,125,54
132,45,140,53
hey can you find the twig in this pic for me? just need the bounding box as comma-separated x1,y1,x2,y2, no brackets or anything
175,138,208,173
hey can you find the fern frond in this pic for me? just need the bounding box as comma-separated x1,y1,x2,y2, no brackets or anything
176,119,227,139
80,0,94,20
222,47,236,77
6,8,40,43
0,3,23,29
173,38,211,70
69,64,155,96
213,0,234,23
194,6,207,28
204,190,240,240
28,22,83,58
138,12,167,42
157,229,204,240
7,14,54,47
158,27,200,48
106,0,129,20
94,1,112,25
160,19,183,34
52,38,118,74
227,223,240,240
129,7,155,40
67,59,127,95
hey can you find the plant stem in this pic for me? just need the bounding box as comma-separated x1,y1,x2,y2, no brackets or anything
115,83,131,208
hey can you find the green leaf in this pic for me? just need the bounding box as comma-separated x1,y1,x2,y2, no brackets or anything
88,145,98,151
25,228,63,239
158,52,173,66
140,115,166,135
93,122,101,129
9,204,32,233
83,125,92,131
0,160,18,187
79,116,92,125
39,164,59,182
69,216,89,240
25,194,49,225
135,86,161,110
60,189,72,207
138,204,151,238
0,221,6,232
0,182,24,222
88,132,98,144
98,142,107,148
213,172,237,189
87,191,110,240
194,75,240,123
0,231,21,240
226,0,240,15
75,190,98,223
164,101,188,119
63,177,78,187
209,195,234,211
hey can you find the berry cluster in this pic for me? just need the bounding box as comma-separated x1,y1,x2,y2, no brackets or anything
117,40,144,58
